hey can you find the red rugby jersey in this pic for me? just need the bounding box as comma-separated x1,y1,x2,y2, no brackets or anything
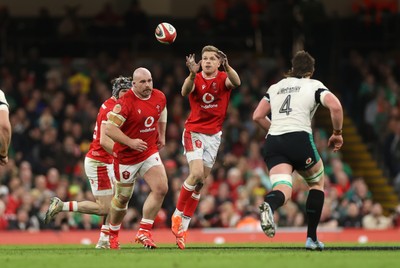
184,71,232,134
113,89,166,165
86,97,116,164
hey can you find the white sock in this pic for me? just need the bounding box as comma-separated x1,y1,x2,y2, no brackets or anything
173,209,183,216
100,225,109,239
109,223,121,231
62,201,78,212
182,215,191,231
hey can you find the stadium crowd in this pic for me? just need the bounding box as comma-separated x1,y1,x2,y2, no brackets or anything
1,0,400,232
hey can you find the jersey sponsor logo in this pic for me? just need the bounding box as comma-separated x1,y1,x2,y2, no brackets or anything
195,139,202,148
305,157,314,168
122,171,130,180
201,93,218,109
203,93,214,104
113,104,122,114
144,117,155,127
140,116,156,133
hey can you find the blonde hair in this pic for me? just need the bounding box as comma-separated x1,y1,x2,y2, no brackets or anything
201,45,219,56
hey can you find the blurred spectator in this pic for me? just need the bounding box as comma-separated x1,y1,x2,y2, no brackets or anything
339,202,363,228
218,201,241,227
362,203,393,229
8,207,40,231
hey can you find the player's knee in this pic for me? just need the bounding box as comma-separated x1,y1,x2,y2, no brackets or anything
153,182,168,197
195,182,204,192
190,171,205,184
111,182,135,210
99,204,110,215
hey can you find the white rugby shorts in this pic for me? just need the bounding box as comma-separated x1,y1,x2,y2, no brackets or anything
182,129,222,168
114,152,163,183
84,157,114,196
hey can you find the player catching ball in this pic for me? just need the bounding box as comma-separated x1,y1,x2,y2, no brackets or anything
171,45,241,249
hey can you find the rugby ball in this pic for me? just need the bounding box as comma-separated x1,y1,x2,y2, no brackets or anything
155,22,177,44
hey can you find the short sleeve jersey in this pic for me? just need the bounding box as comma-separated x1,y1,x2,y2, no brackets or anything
265,77,329,135
184,71,231,135
113,89,166,165
86,97,116,164
0,90,9,110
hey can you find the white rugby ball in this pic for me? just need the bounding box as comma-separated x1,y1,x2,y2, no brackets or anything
155,22,177,45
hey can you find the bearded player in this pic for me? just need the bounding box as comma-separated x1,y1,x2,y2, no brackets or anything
105,67,168,250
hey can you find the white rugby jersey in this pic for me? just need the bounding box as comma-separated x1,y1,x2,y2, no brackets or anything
264,77,329,135
0,89,9,111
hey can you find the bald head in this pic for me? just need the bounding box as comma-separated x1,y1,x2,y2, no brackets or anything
133,67,151,81
132,67,153,99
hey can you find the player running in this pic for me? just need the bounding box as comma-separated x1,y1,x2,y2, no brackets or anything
44,76,131,249
253,50,343,251
105,67,168,250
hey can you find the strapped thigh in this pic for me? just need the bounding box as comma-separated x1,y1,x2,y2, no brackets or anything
303,165,324,184
270,174,293,189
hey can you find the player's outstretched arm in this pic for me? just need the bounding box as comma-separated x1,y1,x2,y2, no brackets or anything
323,92,344,152
253,98,271,133
217,50,241,89
181,54,199,96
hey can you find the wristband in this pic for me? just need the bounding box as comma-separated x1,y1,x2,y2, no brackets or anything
333,129,342,135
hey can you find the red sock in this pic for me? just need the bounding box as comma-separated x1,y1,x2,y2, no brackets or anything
109,222,121,237
139,219,154,231
176,182,196,211
183,191,200,217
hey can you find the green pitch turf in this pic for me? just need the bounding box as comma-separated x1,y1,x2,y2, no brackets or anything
0,243,399,268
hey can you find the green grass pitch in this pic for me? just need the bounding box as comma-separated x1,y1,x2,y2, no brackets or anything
0,243,399,268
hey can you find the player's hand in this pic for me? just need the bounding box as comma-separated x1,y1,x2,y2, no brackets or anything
328,134,343,152
0,156,8,166
217,50,228,68
186,54,200,74
130,139,148,152
157,137,165,150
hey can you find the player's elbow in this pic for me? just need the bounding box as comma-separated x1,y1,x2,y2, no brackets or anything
181,87,188,97
252,111,263,122
233,78,241,88
0,124,11,141
328,101,343,116
99,137,107,148
104,123,113,137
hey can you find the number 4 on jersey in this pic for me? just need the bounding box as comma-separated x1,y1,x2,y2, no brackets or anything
279,95,292,115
